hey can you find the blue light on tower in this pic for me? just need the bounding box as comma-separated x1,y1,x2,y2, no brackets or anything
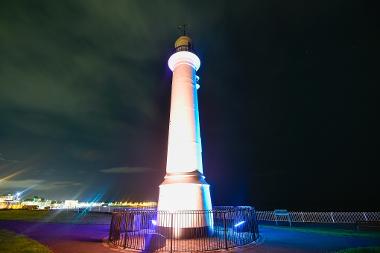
234,221,246,227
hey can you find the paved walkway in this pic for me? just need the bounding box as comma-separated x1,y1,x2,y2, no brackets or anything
1,221,379,252
244,226,380,253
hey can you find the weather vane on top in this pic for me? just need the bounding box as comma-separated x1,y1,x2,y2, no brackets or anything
177,24,187,36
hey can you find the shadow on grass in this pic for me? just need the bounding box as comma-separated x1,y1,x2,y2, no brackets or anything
0,229,52,253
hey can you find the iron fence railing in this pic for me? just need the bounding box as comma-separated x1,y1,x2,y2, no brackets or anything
256,211,380,224
108,207,259,252
58,207,380,226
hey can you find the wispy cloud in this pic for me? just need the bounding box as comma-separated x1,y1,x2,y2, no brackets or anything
0,170,26,184
0,153,20,163
0,179,82,191
100,166,150,174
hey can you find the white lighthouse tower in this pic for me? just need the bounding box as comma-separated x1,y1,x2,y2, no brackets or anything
157,34,213,237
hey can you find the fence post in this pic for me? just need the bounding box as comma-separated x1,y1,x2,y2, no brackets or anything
363,212,368,221
108,213,114,241
254,209,260,240
170,213,174,253
123,213,127,249
223,211,228,250
330,212,335,223
275,212,278,226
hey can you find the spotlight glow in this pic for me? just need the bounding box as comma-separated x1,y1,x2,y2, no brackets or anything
151,220,157,226
234,221,245,227
158,183,211,212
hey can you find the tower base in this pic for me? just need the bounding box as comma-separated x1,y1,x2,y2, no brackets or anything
157,226,213,239
157,171,213,239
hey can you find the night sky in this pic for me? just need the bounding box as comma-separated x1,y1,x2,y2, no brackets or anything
0,1,378,210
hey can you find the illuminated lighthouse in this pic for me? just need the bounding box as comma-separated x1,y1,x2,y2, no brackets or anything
157,33,213,237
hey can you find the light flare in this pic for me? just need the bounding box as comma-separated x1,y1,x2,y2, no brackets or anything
0,169,25,184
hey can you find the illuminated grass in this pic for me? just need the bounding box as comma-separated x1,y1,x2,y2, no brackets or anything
336,247,380,253
261,225,380,238
0,210,49,220
0,210,111,224
0,229,52,253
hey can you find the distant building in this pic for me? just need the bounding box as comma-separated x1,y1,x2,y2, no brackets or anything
0,193,23,209
64,200,79,209
21,199,52,210
0,194,15,202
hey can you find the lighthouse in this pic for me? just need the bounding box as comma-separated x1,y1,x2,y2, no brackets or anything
157,34,213,237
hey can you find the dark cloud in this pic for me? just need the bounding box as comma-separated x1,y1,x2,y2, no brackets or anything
0,1,378,209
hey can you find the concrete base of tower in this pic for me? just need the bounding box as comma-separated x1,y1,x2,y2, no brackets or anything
158,171,213,211
157,171,213,239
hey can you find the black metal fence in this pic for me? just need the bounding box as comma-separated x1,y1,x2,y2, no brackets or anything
256,211,380,224
109,207,259,252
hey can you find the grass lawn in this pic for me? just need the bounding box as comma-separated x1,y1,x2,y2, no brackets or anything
0,229,52,253
0,209,111,224
336,247,380,252
0,210,49,221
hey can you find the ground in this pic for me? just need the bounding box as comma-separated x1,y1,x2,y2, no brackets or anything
0,229,52,253
0,209,111,224
0,210,379,252
0,221,111,253
336,247,380,253
248,226,380,253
